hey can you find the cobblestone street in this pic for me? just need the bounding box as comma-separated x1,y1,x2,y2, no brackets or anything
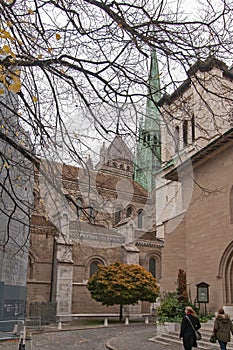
0,324,183,350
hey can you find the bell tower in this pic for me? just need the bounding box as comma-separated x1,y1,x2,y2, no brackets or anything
133,50,161,192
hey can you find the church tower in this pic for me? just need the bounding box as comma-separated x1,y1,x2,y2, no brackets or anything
133,50,161,192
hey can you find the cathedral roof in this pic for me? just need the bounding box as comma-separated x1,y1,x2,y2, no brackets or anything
96,171,148,198
159,56,233,106
106,135,133,162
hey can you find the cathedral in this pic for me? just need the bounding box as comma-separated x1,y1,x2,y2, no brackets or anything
27,134,163,320
1,52,233,326
27,55,233,321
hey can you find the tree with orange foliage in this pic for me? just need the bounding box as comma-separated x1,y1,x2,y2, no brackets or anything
87,261,159,320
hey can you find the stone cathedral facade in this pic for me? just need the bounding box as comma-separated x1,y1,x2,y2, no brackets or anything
26,55,233,320
155,57,233,315
27,135,163,319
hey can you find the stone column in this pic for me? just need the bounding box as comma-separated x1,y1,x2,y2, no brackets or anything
53,236,74,321
122,243,139,265
122,244,141,317
51,211,74,321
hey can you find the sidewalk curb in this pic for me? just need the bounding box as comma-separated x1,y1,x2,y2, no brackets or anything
105,339,118,350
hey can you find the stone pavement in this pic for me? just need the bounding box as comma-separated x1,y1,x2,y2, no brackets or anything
0,324,183,350
106,324,183,350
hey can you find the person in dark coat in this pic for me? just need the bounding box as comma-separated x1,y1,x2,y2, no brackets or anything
213,308,233,350
180,306,201,350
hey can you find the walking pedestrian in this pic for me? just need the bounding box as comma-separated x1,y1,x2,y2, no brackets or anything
213,308,233,350
180,306,201,350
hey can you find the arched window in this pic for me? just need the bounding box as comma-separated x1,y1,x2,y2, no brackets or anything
143,134,147,145
174,126,180,153
90,260,102,276
76,197,83,218
115,207,122,224
113,162,117,168
119,164,124,170
230,186,233,224
126,206,133,218
138,210,144,229
89,205,95,223
183,120,188,146
149,257,156,278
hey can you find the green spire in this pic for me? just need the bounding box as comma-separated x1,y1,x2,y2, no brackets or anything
145,50,161,130
133,50,161,192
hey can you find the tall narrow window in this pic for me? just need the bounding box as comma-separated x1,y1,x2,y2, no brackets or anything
191,114,195,143
126,206,133,218
90,260,102,276
230,186,233,224
89,204,95,223
76,197,83,218
28,256,34,280
115,207,122,224
174,126,180,153
143,134,147,145
138,210,144,229
183,120,188,146
149,257,156,278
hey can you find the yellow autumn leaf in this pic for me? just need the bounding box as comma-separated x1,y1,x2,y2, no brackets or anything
8,82,22,93
48,47,53,53
28,9,34,14
38,54,43,59
0,30,15,41
2,45,16,58
3,163,10,169
0,89,4,95
55,33,61,40
6,20,13,27
14,70,21,76
2,45,11,54
32,96,38,102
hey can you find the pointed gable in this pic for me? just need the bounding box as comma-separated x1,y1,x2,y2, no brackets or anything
107,135,133,162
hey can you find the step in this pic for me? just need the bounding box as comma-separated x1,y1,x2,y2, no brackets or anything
150,335,210,350
150,329,233,350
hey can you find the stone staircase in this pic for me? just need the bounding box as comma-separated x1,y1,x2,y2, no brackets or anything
149,321,233,349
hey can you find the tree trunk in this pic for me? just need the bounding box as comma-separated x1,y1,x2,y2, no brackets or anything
119,304,123,321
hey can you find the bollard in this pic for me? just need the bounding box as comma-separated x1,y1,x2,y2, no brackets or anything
125,317,129,325
13,323,18,335
145,316,149,324
104,318,108,326
58,321,62,330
